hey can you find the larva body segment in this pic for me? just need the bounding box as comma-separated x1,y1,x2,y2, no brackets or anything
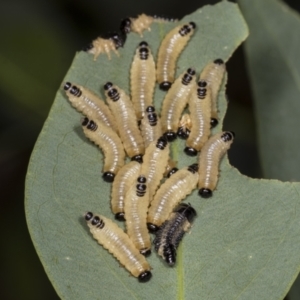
111,161,141,221
130,42,156,120
81,118,125,183
160,68,197,141
124,176,151,256
84,212,152,282
198,131,235,198
63,82,118,132
156,22,196,91
104,82,145,161
177,113,192,140
147,164,198,232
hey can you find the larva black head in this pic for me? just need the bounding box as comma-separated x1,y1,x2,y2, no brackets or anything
167,167,178,178
104,82,120,101
187,163,199,173
138,270,152,283
137,176,147,183
159,81,172,91
163,244,176,266
140,248,151,257
179,22,195,36
214,58,224,65
221,131,235,142
198,188,213,198
64,82,72,91
177,127,190,139
91,216,105,228
115,212,125,221
82,43,94,52
210,118,218,128
175,203,197,223
139,41,148,47
131,154,143,163
104,82,113,90
70,85,82,97
147,222,159,233
198,80,207,88
184,147,198,157
156,136,168,150
86,120,98,131
182,68,196,85
108,31,126,49
189,21,196,29
102,172,115,183
85,211,93,221
120,17,132,34
163,131,177,142
146,106,155,113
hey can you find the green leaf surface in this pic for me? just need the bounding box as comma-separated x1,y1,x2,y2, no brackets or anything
25,1,300,299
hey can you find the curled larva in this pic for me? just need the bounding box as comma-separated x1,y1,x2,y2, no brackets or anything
111,160,141,221
147,163,198,232
140,106,163,148
156,22,196,91
184,80,212,156
130,42,156,120
198,131,235,198
124,176,151,256
160,68,197,142
85,212,152,282
81,118,125,183
177,113,192,140
104,82,145,162
153,203,197,266
199,59,226,127
63,82,118,132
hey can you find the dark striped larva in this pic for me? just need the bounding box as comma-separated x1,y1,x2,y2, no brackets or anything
199,59,226,127
111,161,141,221
198,131,235,198
85,212,152,282
153,203,197,266
184,80,212,156
177,114,192,140
160,68,197,141
147,164,198,232
81,118,125,183
63,82,118,132
130,42,156,120
104,82,145,162
156,22,196,91
124,176,151,256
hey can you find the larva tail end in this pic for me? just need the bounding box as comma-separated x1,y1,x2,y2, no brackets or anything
167,168,178,178
164,244,176,266
115,212,125,221
102,172,115,182
177,127,190,139
163,131,177,142
198,188,212,198
131,154,143,163
210,118,218,128
140,249,151,257
138,271,152,283
159,81,172,91
184,147,198,157
147,222,159,233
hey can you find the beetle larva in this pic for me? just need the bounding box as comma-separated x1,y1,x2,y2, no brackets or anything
64,82,118,132
160,68,197,141
124,176,151,256
198,131,235,198
164,159,178,178
177,113,192,140
156,22,196,91
130,42,156,120
85,212,152,282
81,118,125,183
199,59,226,127
104,82,145,162
153,203,197,266
184,80,212,156
111,160,141,221
147,164,198,232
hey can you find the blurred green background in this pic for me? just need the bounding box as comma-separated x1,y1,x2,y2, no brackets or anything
1,0,299,299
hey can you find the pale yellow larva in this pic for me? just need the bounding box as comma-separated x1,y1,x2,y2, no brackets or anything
124,176,151,256
177,113,192,140
156,22,196,91
104,82,145,162
184,80,212,156
147,164,199,232
160,68,197,141
111,160,141,221
198,131,235,198
130,42,156,120
81,118,125,183
63,82,118,132
84,212,152,282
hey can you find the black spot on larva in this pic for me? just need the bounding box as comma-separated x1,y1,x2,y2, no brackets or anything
187,163,199,173
120,18,132,34
139,41,148,47
147,111,157,126
107,86,120,101
198,188,212,198
214,58,224,65
221,131,235,142
131,154,143,163
147,222,159,233
197,87,207,99
156,136,168,150
104,82,113,90
179,22,195,36
163,244,176,266
86,120,98,131
184,147,197,157
64,82,72,91
181,72,194,85
82,43,94,52
177,127,190,140
91,216,105,229
137,176,147,184
139,46,149,60
81,117,89,127
189,21,196,29
138,270,152,282
163,131,177,142
70,85,82,97
175,203,197,223
167,167,178,178
85,212,93,221
187,68,196,76
115,212,125,221
159,81,172,91
136,178,147,197
140,248,151,257
146,106,155,113
210,118,218,128
102,172,115,183
198,80,207,88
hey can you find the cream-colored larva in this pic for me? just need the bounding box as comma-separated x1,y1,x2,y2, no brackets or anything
84,212,152,282
124,176,151,256
184,80,212,156
111,160,141,221
147,164,199,232
81,118,125,183
160,68,197,141
156,22,196,91
177,113,192,140
64,82,118,133
104,82,145,162
130,42,156,120
198,131,235,198
140,106,163,148
199,59,226,127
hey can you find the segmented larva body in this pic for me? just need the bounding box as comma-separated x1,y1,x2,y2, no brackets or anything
130,42,156,120
160,68,197,142
140,136,170,201
177,113,192,140
63,82,118,132
124,176,151,256
156,22,196,91
81,118,125,183
84,212,152,282
140,106,163,148
104,82,145,162
153,203,197,266
198,131,235,198
184,80,212,156
147,164,198,232
199,59,226,127
111,161,141,221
